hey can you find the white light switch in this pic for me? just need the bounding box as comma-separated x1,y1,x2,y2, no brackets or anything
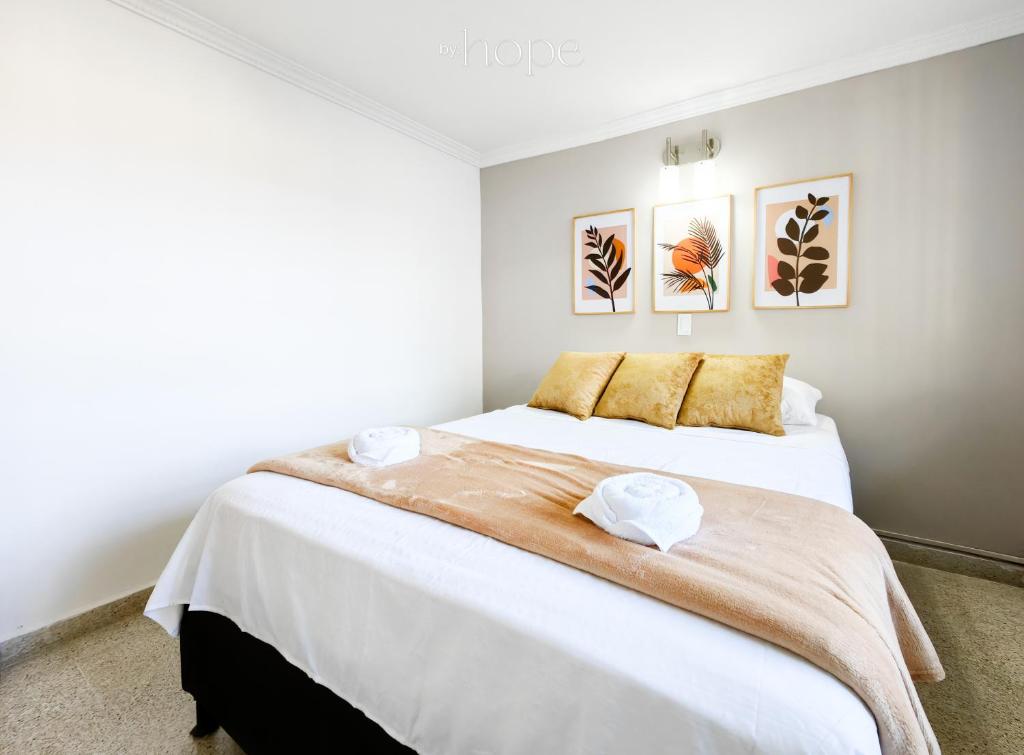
676,314,692,336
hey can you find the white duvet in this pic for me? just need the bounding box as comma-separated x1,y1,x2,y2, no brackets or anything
146,405,878,754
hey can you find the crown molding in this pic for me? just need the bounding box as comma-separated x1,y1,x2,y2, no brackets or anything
479,8,1024,167
106,0,482,167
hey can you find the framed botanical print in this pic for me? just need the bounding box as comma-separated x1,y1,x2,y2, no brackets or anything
753,173,852,309
652,195,732,313
572,208,635,314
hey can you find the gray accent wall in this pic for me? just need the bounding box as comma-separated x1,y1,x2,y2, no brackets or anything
481,35,1024,558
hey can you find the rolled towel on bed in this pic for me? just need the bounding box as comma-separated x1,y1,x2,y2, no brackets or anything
574,472,702,552
347,427,420,468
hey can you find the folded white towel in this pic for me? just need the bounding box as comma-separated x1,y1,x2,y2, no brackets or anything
574,472,702,552
348,427,420,468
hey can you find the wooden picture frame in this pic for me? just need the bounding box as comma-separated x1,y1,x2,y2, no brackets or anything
652,195,732,313
752,173,853,309
571,208,636,315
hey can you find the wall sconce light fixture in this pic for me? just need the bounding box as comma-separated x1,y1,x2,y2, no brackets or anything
662,129,720,166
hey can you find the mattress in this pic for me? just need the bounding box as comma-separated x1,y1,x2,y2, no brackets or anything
146,405,878,754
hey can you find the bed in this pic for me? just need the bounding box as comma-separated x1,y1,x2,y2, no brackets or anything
146,404,881,754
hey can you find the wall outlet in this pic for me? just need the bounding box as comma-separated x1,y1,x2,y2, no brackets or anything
675,311,692,336
676,314,692,336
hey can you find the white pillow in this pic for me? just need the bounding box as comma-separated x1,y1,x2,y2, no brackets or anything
781,376,822,426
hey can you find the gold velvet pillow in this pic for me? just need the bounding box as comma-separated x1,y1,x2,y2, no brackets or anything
528,352,625,419
594,352,703,429
677,354,789,436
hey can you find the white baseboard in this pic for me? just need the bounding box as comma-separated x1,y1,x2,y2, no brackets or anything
874,529,1023,566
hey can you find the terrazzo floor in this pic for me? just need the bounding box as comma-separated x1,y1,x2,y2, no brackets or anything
1,561,1021,754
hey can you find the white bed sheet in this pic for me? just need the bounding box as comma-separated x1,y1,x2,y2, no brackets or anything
146,405,877,755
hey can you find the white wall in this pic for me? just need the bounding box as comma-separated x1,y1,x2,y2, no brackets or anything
0,0,481,641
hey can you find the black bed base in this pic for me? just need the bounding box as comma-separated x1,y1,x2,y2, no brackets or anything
180,608,415,754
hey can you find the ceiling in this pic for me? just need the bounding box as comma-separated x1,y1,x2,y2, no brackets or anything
152,0,1024,165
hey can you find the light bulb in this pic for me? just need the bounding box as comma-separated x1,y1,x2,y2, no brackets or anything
659,164,681,201
694,159,717,196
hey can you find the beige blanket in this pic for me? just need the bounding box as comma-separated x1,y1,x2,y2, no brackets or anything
250,429,943,754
